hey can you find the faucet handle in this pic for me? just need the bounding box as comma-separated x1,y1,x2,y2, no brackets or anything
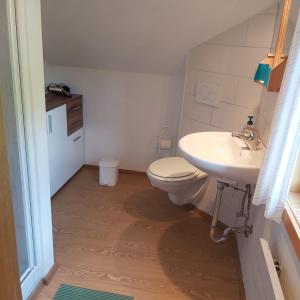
240,125,258,133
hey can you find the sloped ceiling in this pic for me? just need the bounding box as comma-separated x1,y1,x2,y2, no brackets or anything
41,0,278,76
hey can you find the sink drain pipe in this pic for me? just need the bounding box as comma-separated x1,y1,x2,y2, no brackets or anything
210,181,253,243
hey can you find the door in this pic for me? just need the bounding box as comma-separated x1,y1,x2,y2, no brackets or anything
1,0,35,289
1,0,54,298
0,96,22,300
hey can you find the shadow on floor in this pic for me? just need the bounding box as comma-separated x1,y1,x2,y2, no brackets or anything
116,216,240,299
157,217,241,299
123,189,192,222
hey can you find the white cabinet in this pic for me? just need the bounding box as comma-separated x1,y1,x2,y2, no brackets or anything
65,128,84,180
47,104,84,196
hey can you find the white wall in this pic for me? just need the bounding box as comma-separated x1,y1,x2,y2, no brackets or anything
45,65,184,171
178,6,278,225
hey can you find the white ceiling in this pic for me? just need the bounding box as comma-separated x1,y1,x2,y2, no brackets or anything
41,0,278,76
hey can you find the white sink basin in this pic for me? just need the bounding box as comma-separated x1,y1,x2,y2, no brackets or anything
179,132,265,185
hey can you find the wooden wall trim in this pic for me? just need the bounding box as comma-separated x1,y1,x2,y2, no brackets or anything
29,263,58,300
0,98,22,299
42,263,58,285
282,208,300,260
84,164,146,176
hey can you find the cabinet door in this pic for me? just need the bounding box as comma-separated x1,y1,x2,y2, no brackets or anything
65,128,84,179
47,105,68,196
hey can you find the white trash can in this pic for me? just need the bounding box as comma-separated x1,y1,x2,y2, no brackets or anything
99,159,119,186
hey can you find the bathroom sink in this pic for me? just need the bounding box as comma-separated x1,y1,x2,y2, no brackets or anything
179,132,265,185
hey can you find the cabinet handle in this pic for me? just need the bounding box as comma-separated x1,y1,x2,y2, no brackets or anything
71,121,81,128
73,136,81,142
48,115,53,134
71,105,81,112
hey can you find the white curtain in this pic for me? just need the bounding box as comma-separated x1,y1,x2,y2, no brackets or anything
253,18,300,223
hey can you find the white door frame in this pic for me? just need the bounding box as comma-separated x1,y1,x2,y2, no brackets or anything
6,0,54,298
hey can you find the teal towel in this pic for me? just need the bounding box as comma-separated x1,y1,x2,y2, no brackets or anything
254,63,271,87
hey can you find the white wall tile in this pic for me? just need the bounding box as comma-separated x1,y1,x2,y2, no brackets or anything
178,117,195,138
179,117,221,139
197,69,222,85
190,119,223,132
246,14,276,48
208,20,248,46
256,114,270,145
180,10,277,145
189,44,222,72
182,94,213,124
219,74,238,104
235,78,263,109
185,69,198,95
208,21,248,46
220,46,268,78
196,70,223,104
211,102,257,132
258,89,278,125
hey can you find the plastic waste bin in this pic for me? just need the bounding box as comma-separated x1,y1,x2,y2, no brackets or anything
99,159,119,186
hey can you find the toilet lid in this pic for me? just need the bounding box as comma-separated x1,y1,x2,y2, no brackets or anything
148,157,198,179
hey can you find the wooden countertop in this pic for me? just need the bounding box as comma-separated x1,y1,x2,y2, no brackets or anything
45,93,82,112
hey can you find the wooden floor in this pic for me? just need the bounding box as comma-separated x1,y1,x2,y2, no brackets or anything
36,167,244,300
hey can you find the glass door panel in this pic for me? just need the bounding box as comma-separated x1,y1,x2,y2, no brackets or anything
0,0,35,281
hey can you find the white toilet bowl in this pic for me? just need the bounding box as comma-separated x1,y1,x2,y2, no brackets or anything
147,157,208,205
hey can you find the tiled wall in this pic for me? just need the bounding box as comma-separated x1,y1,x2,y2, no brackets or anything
256,89,279,145
179,6,278,139
177,7,278,224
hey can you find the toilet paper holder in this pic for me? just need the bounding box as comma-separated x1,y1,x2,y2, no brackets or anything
157,126,173,154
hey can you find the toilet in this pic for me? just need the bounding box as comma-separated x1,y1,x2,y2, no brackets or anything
147,157,208,205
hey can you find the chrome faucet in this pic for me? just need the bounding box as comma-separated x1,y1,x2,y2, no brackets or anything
232,125,260,150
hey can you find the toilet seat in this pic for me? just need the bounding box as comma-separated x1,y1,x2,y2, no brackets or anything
148,157,204,182
147,157,208,205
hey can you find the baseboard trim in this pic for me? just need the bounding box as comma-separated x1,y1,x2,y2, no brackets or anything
84,164,146,176
43,263,58,285
119,168,146,176
29,263,58,299
28,280,43,300
84,164,98,169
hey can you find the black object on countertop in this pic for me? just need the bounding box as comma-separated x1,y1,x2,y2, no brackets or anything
47,83,71,97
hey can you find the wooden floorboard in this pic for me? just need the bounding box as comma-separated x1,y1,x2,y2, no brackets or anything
36,167,244,300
